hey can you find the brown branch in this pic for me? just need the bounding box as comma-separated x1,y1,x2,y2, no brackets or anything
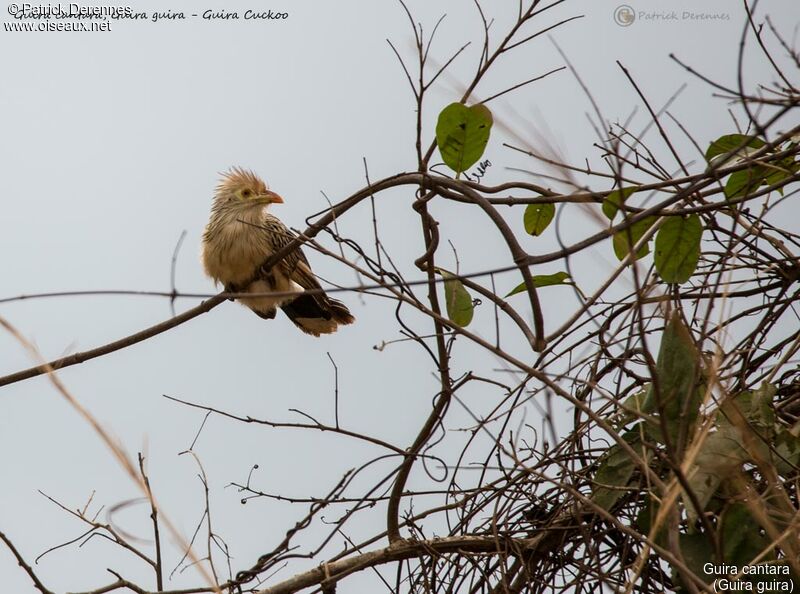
0,530,54,594
74,572,216,594
433,177,547,350
387,198,455,542
0,172,424,390
139,454,164,591
255,534,552,594
163,394,406,455
0,293,227,388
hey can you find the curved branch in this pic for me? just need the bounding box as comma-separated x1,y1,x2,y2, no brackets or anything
256,534,545,594
433,178,547,350
387,197,454,542
0,173,425,390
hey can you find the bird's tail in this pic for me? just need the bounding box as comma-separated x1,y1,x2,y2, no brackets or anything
327,297,355,325
280,294,354,336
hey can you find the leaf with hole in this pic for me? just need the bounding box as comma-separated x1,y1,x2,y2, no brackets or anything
436,268,474,327
654,214,702,284
524,203,555,236
435,103,493,175
505,271,572,297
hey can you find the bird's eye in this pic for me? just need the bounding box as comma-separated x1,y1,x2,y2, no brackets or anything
241,189,252,198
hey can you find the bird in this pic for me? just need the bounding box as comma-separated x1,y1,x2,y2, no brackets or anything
201,167,354,336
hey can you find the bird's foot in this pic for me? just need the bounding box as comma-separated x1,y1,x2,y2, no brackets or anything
254,308,277,320
224,282,242,301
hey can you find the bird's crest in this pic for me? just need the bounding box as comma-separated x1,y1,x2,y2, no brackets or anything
216,167,268,196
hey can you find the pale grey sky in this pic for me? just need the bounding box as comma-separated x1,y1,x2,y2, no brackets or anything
1,0,797,591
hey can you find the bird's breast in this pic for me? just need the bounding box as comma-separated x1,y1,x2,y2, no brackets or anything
202,217,273,285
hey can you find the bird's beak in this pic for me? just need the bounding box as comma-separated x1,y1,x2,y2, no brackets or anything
258,190,284,204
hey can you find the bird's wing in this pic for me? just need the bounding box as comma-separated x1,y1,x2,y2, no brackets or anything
261,213,355,335
262,214,322,291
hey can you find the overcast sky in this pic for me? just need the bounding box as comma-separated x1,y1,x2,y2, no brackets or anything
1,1,798,592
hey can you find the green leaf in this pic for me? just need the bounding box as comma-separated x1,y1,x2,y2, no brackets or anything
436,268,474,327
635,494,673,548
724,166,770,200
435,103,493,174
685,423,749,523
721,503,773,567
654,214,703,284
718,505,790,591
611,387,656,430
634,494,659,536
774,429,800,475
505,272,572,298
591,430,646,511
523,203,555,236
705,134,765,163
684,384,782,524
673,533,715,591
763,156,800,195
643,313,703,450
723,382,776,434
602,186,638,221
612,216,657,261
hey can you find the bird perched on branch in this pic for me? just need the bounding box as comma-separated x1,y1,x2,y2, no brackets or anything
201,168,354,336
